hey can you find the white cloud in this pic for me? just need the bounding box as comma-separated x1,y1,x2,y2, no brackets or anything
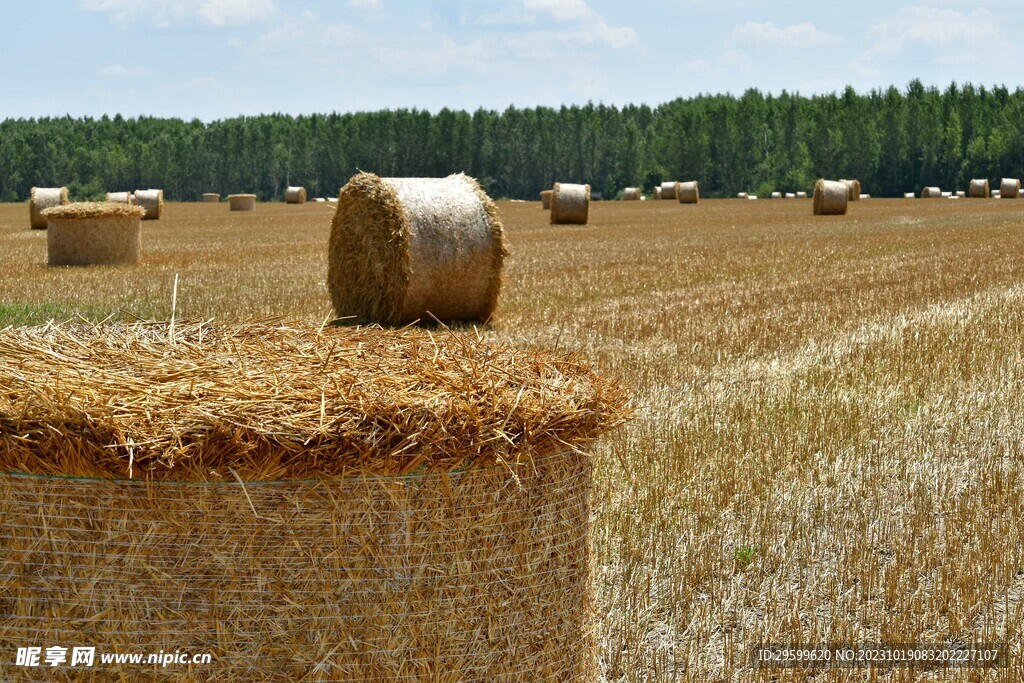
862,7,1005,64
347,0,381,8
80,0,277,27
497,0,638,50
97,64,150,78
728,21,844,48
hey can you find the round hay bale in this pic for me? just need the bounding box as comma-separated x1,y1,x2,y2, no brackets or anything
659,181,678,201
329,172,506,325
737,192,748,199
677,181,699,204
551,182,590,225
1000,178,1020,199
43,202,144,266
921,186,942,198
941,191,953,198
904,192,916,198
104,191,133,204
622,187,642,201
747,194,758,200
839,179,861,201
796,191,807,199
285,186,307,204
969,179,989,198
653,186,662,200
813,179,848,216
992,191,1002,199
134,189,164,219
540,189,553,209
785,192,796,199
202,192,220,202
771,191,782,199
28,186,69,230
0,322,629,681
229,194,257,211
956,190,966,198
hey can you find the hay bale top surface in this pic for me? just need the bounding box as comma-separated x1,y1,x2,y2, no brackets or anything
229,193,257,199
0,322,629,481
42,201,145,220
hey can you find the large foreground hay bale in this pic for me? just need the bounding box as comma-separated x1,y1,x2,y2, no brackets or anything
1000,178,1020,199
969,179,990,198
285,186,307,204
813,179,848,216
540,189,553,209
329,172,506,325
677,181,699,204
551,182,591,225
202,192,220,202
134,189,163,219
105,191,133,204
840,179,861,201
659,181,678,201
921,186,942,198
0,322,629,682
28,186,69,229
622,187,642,201
43,202,144,266
229,193,257,211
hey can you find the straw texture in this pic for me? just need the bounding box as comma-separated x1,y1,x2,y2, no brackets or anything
1000,178,1020,199
329,173,507,326
658,182,678,202
550,182,590,225
840,179,861,201
285,186,307,204
203,193,220,203
622,187,641,201
921,187,942,198
229,194,257,211
134,189,163,219
28,186,69,230
540,189,553,209
0,321,629,681
969,179,989,198
813,179,848,216
677,181,699,204
105,191,133,204
43,202,144,266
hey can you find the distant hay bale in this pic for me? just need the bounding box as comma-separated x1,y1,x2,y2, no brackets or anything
941,191,952,198
677,181,699,204
956,190,966,198
202,193,220,203
551,182,591,225
785,192,796,199
992,191,1002,199
659,181,678,201
840,179,861,201
229,194,257,211
285,186,307,204
737,192,748,199
796,191,807,199
43,202,144,266
1019,188,1024,198
134,189,163,220
314,197,326,203
105,191,133,205
1000,178,1021,199
28,186,69,230
771,191,782,199
0,321,629,681
921,187,942,198
622,187,642,201
904,192,916,199
329,172,507,325
813,179,848,216
860,194,871,200
969,179,989,198
653,187,662,200
540,189,553,209
747,195,758,200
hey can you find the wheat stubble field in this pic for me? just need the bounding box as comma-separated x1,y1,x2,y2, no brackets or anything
1,197,1023,681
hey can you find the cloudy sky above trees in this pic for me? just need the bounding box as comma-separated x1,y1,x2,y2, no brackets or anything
1,0,1020,120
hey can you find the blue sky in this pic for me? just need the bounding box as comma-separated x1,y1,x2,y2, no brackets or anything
1,1,1021,121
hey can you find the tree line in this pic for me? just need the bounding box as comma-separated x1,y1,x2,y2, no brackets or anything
2,79,1024,202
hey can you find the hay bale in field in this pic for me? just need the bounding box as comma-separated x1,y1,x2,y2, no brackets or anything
540,189,553,209
229,193,257,211
202,192,220,202
785,192,796,199
840,179,861,201
1000,178,1021,199
622,187,642,201
796,191,807,199
652,187,662,200
969,179,989,198
285,186,307,204
329,172,506,325
813,179,848,216
677,181,699,204
941,191,953,198
860,194,871,200
956,190,966,198
551,182,591,225
134,189,163,219
737,192,748,199
992,191,1002,198
43,202,144,266
105,191,133,204
921,187,942,198
659,181,678,201
0,321,629,682
747,194,758,200
904,192,916,198
28,186,69,229
771,191,782,199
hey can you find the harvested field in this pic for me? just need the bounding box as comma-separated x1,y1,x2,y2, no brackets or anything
0,198,1023,681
